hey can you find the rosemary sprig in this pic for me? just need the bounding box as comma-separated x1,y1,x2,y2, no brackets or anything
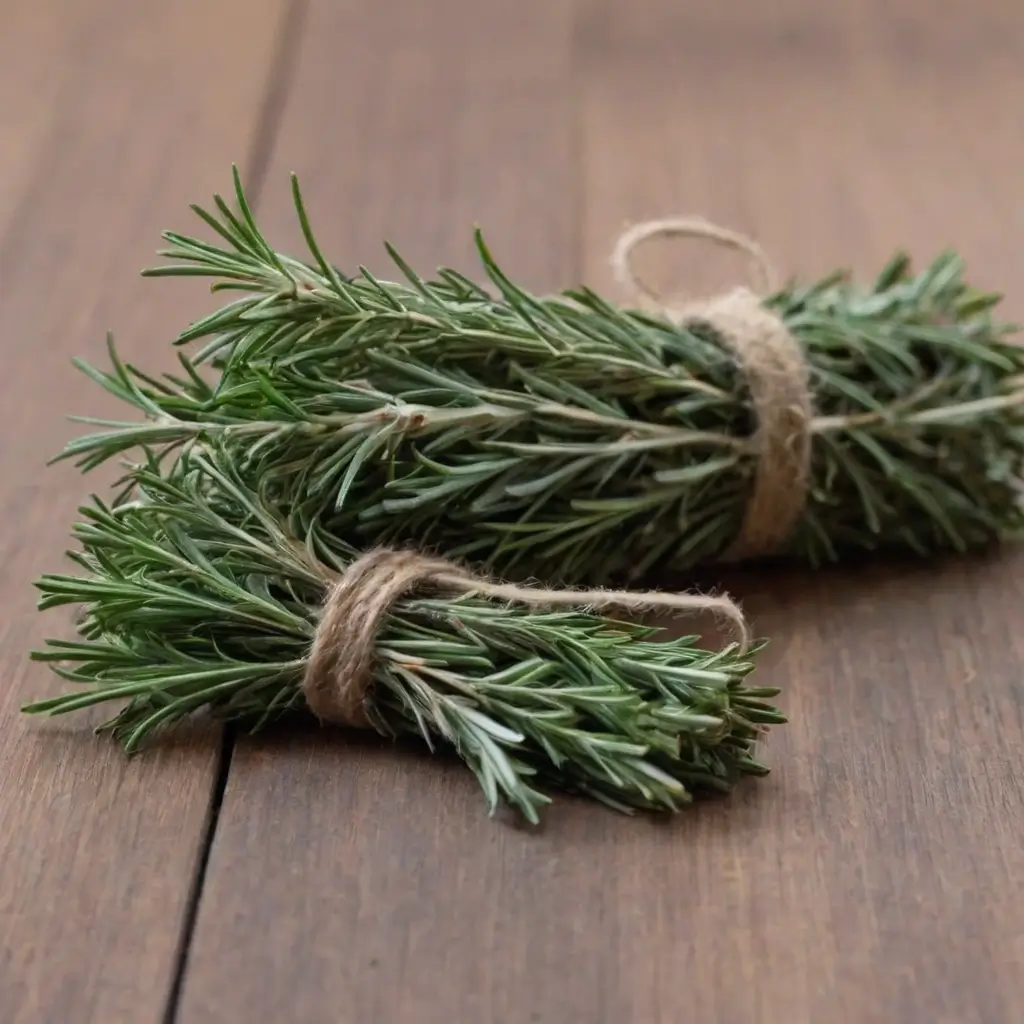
26,447,781,822
55,169,1024,584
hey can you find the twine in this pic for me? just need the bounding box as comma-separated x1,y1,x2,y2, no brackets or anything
610,216,813,560
302,548,750,728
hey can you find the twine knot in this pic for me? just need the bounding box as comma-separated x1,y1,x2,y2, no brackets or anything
611,216,813,560
302,549,460,727
302,548,751,727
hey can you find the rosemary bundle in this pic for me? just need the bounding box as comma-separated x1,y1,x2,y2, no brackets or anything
25,169,1023,820
26,449,780,822
56,171,1024,585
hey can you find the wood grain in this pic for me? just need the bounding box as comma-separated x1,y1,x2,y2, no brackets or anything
5,1,1021,1022
183,2,1024,1022
580,0,1024,1020
175,2,583,1022
0,1,284,1020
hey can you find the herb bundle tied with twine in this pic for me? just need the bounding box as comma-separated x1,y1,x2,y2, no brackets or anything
55,171,1024,585
25,168,1024,820
27,449,773,823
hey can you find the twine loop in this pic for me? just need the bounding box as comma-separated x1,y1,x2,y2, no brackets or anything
302,548,750,727
611,216,813,560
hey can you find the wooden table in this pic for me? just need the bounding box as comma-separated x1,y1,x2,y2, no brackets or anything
2,1,1022,1020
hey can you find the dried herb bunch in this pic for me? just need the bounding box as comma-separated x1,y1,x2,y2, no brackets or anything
25,448,781,822
58,171,1024,585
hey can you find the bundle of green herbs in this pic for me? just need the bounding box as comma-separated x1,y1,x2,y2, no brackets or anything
26,447,779,822
54,171,1024,585
26,168,1024,819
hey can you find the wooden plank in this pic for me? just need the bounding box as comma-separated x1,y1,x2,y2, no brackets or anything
577,0,1024,1021
0,2,285,1021
0,6,93,226
175,2,584,1022
178,0,1024,1020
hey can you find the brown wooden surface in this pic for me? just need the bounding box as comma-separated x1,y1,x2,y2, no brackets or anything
2,1,1023,1021
0,2,285,1021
